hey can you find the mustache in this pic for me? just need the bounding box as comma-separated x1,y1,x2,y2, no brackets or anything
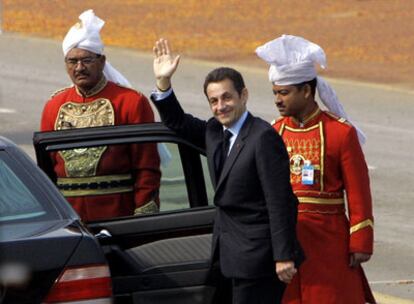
75,71,89,77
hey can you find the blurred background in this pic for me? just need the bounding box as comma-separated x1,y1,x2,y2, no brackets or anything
3,0,414,89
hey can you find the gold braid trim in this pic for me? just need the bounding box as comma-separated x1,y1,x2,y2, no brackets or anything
134,201,159,215
298,209,343,214
115,83,141,95
292,107,321,126
285,124,320,132
271,116,284,126
57,174,132,184
325,111,352,126
278,123,286,136
298,197,344,205
350,219,374,234
75,77,107,97
60,187,133,197
319,121,325,191
57,174,133,197
50,86,72,98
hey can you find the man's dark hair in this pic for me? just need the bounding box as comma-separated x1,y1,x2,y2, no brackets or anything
203,67,246,97
294,78,317,97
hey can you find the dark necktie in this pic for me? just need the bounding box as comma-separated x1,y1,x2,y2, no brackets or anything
217,129,232,178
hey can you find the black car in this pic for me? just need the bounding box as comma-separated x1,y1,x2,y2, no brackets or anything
0,136,111,303
0,123,217,303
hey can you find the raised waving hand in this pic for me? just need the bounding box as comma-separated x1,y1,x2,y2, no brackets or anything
153,38,181,91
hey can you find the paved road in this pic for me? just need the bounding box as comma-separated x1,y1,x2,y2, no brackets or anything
0,33,413,302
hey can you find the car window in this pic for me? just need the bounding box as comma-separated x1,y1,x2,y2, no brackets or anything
201,157,215,206
43,140,214,221
160,143,214,211
0,153,54,223
158,143,189,211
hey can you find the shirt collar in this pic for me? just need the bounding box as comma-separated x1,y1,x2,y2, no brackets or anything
223,111,248,136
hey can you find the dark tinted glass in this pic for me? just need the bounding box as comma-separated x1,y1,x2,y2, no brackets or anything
0,152,58,224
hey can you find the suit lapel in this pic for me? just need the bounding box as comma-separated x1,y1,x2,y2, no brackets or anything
207,121,223,188
216,113,254,189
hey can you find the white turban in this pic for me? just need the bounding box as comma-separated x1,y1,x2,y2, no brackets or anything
256,35,366,144
62,9,131,88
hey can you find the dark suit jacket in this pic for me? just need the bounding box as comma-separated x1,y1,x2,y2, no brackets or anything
152,91,303,279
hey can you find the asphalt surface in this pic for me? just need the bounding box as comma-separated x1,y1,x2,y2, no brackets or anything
0,33,413,302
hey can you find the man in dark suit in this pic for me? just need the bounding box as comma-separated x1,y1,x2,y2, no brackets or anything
151,38,303,304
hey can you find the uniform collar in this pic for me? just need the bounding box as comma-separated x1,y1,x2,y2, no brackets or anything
291,106,321,128
75,76,108,97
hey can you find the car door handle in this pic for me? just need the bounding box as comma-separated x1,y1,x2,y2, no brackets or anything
95,229,112,239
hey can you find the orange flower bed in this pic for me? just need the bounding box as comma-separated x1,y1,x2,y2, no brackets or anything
3,0,414,87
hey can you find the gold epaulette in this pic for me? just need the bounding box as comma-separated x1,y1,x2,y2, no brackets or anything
325,111,351,126
115,83,143,97
271,116,284,126
50,86,72,98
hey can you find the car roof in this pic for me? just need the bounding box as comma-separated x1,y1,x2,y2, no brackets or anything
0,136,18,149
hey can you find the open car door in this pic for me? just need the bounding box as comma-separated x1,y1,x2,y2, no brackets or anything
33,123,219,304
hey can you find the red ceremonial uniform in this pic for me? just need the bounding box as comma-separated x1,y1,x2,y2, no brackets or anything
41,78,161,221
272,107,375,304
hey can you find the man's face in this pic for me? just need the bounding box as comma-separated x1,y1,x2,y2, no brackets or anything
206,79,248,127
272,84,309,117
65,48,105,92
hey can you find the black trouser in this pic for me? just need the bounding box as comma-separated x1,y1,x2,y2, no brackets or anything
231,275,285,304
210,241,286,304
211,267,285,304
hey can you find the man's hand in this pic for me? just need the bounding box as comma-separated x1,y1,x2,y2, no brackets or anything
349,252,371,268
275,261,297,284
153,38,180,91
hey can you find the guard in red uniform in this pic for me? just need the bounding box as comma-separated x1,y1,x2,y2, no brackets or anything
256,35,375,303
40,10,161,222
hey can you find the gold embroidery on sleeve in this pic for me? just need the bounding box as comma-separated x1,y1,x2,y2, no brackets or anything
350,219,374,234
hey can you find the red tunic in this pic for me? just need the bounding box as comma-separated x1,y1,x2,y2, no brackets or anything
41,79,161,221
273,108,375,304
